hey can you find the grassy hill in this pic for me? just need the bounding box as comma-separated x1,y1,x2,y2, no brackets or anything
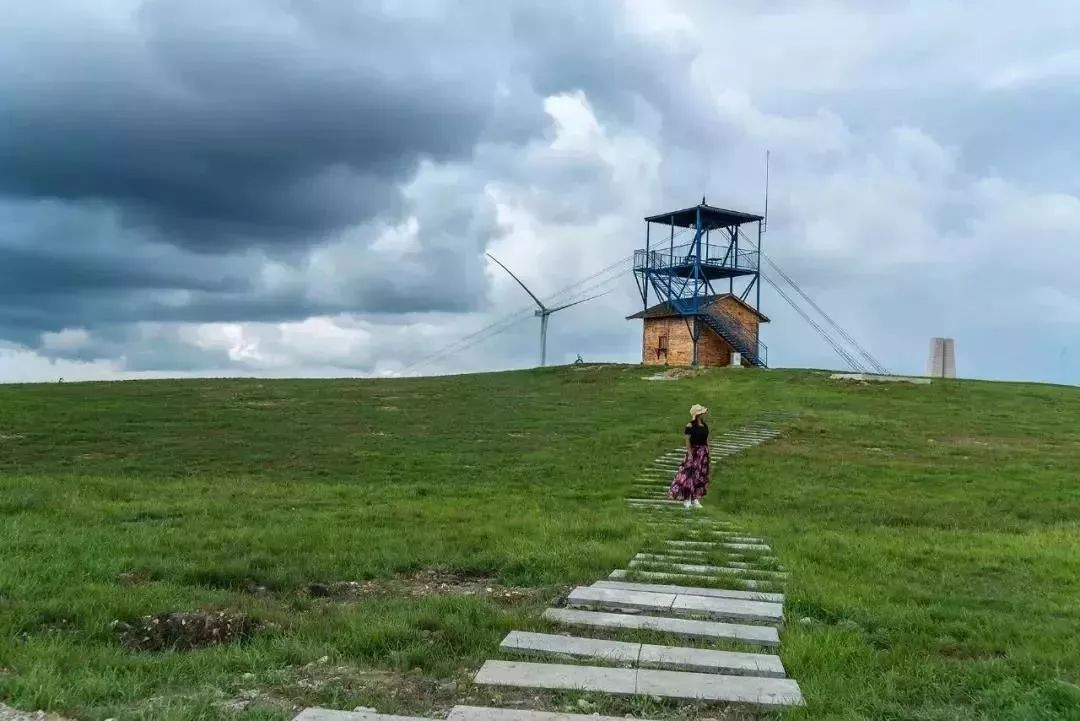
1,366,1078,720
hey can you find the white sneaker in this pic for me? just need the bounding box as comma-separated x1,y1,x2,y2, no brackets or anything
692,499,703,509
683,500,693,509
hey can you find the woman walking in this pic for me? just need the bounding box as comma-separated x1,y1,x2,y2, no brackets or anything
669,404,710,509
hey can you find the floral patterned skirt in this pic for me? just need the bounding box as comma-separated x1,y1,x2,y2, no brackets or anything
668,444,710,501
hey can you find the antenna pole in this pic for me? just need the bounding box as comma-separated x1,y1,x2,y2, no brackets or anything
763,150,770,233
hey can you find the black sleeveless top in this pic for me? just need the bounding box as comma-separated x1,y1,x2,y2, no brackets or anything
685,421,709,447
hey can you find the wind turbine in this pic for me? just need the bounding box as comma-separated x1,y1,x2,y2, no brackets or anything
486,253,608,367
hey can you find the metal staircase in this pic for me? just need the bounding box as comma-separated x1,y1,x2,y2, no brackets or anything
702,307,768,368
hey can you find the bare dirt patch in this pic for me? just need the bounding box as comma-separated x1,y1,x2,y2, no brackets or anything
116,571,151,587
0,703,74,721
222,661,469,716
308,568,542,604
642,367,705,381
113,610,263,652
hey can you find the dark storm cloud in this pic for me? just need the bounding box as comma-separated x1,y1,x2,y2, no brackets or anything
0,0,579,354
0,1,548,251
0,245,247,296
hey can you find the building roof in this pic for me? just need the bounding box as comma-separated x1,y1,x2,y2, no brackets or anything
645,203,764,229
625,293,771,322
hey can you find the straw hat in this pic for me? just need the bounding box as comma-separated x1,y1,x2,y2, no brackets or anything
689,404,708,419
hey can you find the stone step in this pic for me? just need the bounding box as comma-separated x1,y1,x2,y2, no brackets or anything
293,710,425,721
500,630,638,663
647,517,733,526
629,558,789,579
591,580,783,604
498,631,786,677
447,706,661,721
725,560,785,570
567,586,676,613
653,546,778,561
675,530,762,541
666,539,749,548
567,586,783,625
543,608,780,646
638,643,786,677
724,543,773,551
635,552,780,568
652,547,708,556
609,569,772,590
668,536,766,545
475,659,635,695
652,546,778,560
644,552,783,571
646,520,739,529
672,594,783,625
473,661,801,707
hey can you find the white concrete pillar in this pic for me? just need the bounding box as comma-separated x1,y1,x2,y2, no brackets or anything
927,337,956,378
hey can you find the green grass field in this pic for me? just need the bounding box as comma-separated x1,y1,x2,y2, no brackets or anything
1,366,1079,720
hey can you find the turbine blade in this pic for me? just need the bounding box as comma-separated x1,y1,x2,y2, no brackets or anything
547,289,612,313
486,253,545,310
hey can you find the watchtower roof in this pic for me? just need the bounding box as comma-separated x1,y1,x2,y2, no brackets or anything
645,203,763,229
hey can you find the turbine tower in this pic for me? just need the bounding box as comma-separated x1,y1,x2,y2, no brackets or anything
486,253,606,367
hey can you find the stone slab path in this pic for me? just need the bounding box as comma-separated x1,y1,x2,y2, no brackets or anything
293,417,801,721
629,557,789,579
475,660,802,708
590,579,782,603
543,608,781,646
500,630,786,676
609,568,774,590
566,585,784,625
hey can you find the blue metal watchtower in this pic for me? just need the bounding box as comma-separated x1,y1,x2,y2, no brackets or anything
633,200,768,367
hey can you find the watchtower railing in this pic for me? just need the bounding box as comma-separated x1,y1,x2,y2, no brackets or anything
633,242,758,274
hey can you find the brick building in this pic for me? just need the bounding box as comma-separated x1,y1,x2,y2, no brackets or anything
627,293,769,367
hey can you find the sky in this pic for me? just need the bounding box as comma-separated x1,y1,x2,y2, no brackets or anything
3,0,1080,384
